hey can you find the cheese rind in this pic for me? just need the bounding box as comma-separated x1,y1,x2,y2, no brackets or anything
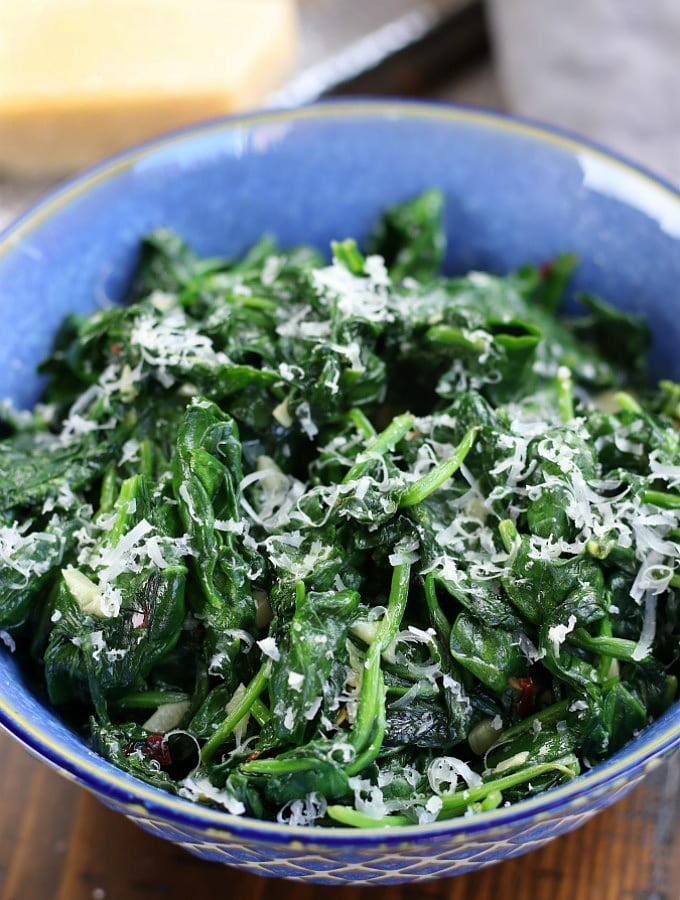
0,0,297,175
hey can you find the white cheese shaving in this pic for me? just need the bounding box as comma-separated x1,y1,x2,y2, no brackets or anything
277,362,305,382
178,776,245,816
257,636,280,662
518,633,547,663
569,700,589,713
261,255,283,286
304,695,323,721
649,451,680,488
417,794,443,824
428,756,482,795
276,792,327,826
631,591,657,661
296,401,318,440
87,519,154,583
90,630,106,661
312,259,392,325
287,671,304,693
130,308,229,385
388,682,422,711
547,614,578,656
347,776,387,819
0,521,61,588
388,535,421,567
442,673,472,718
120,439,141,465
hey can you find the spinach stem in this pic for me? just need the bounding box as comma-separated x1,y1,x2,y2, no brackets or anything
109,476,142,545
642,490,680,510
114,690,190,709
557,366,574,423
345,679,386,776
332,238,365,275
98,466,117,514
615,391,642,414
351,563,411,754
139,439,154,478
224,294,279,311
478,790,503,812
424,324,487,352
493,700,571,745
325,806,412,828
596,617,614,681
243,757,319,776
423,572,451,645
343,414,415,484
571,628,647,661
347,408,376,439
659,380,680,419
250,697,271,726
201,662,269,762
328,759,578,828
437,756,579,819
400,427,477,507
499,519,520,554
386,682,438,700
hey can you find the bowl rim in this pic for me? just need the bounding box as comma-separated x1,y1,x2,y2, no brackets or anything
1,98,679,846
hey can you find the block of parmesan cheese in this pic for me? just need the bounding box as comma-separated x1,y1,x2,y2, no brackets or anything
0,0,297,176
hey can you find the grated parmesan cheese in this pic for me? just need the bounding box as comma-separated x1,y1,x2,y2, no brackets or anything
428,756,482,795
547,615,578,656
287,671,304,692
257,636,280,662
178,776,245,816
631,591,657,661
276,792,327,826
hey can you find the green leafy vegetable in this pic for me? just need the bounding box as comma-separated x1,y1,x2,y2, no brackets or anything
1,191,678,829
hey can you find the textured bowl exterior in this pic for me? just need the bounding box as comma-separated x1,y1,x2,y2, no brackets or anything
1,101,679,884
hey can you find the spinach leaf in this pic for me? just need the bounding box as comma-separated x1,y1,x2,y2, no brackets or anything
2,190,678,827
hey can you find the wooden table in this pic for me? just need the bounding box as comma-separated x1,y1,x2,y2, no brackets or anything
1,728,678,900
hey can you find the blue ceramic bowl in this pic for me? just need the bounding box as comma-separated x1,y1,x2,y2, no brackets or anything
1,101,679,886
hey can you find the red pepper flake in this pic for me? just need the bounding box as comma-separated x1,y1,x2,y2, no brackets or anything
110,343,122,355
144,733,172,767
509,676,540,718
539,261,553,280
246,750,261,763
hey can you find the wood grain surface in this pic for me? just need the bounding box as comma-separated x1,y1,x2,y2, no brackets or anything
1,729,678,900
